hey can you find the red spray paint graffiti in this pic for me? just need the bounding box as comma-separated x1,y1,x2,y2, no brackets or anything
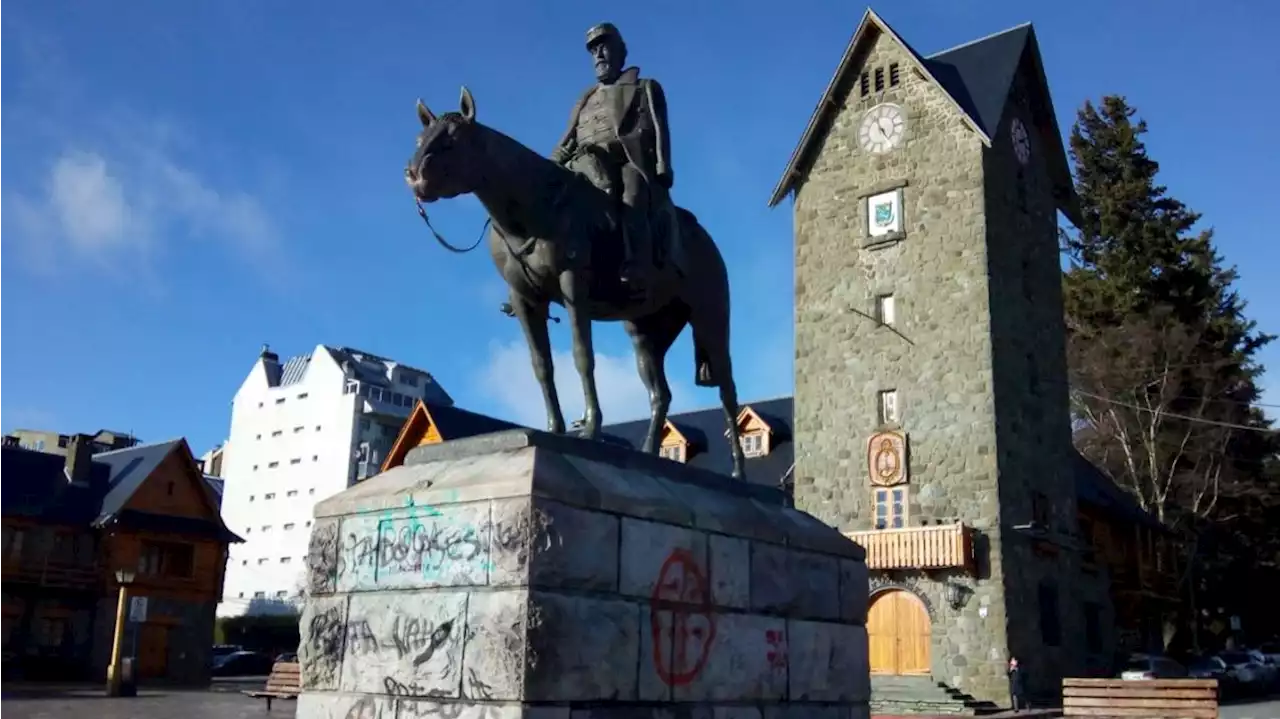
765,628,787,670
649,548,717,686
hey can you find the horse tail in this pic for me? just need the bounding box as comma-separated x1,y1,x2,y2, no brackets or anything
676,208,732,389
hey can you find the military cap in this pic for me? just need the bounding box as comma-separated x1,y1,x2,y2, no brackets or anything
585,23,623,49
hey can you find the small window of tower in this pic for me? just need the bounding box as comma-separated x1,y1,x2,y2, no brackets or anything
859,72,870,97
889,63,900,87
874,67,885,92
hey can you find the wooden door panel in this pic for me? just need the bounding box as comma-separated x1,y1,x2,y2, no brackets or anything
867,591,896,674
867,590,931,675
139,624,168,679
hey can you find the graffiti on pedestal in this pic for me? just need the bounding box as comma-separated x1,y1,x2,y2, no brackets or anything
649,547,717,686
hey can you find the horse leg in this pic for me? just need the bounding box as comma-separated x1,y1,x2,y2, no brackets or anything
623,304,689,454
689,304,746,480
510,292,565,434
558,270,602,439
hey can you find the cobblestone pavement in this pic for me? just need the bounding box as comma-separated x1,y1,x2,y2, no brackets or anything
1,685,295,719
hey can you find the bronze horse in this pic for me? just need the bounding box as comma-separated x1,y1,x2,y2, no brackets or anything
404,87,745,479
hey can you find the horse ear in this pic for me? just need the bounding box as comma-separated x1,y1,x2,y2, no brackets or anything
417,99,437,127
459,86,476,122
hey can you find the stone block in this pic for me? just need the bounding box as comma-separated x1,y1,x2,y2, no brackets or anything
489,497,619,591
296,692,394,718
524,591,641,701
571,709,711,719
750,544,840,619
461,590,529,701
336,503,492,593
839,559,869,625
787,620,870,702
396,700,528,719
298,594,348,691
339,591,468,697
762,707,845,719
708,534,749,609
307,518,341,596
671,613,787,702
619,518,708,598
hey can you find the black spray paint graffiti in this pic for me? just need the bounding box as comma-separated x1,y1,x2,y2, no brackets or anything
307,521,341,594
343,614,458,665
302,603,346,687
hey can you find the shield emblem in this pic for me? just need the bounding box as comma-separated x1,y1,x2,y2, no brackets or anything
874,202,895,228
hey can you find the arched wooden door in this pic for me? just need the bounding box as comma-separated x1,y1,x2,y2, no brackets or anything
867,589,931,675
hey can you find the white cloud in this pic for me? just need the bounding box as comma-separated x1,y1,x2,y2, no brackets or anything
7,137,280,273
476,339,697,430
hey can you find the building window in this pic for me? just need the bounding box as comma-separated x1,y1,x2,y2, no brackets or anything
286,490,298,497
293,426,305,433
312,455,319,462
659,444,686,462
271,430,283,437
138,541,195,578
242,560,248,566
283,523,295,531
4,528,25,560
166,481,175,496
1016,169,1027,213
873,487,907,529
401,374,419,387
297,393,309,399
249,495,256,501
1031,491,1050,529
252,464,259,471
360,419,371,431
740,432,766,458
290,458,301,465
1083,602,1103,653
1038,581,1061,646
877,390,899,425
255,434,262,441
258,558,268,565
873,66,884,91
859,71,870,97
254,591,266,598
264,493,275,500
305,521,313,528
261,525,271,532
258,402,264,408
1027,353,1040,394
280,557,292,564
34,616,67,648
309,488,315,495
889,62,900,87
876,294,896,326
275,590,288,598
275,398,286,405
268,461,279,469
315,425,322,432
239,592,245,598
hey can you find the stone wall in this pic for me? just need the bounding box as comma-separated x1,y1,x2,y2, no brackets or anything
297,430,872,719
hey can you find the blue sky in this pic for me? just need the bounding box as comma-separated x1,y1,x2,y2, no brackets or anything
3,0,1277,454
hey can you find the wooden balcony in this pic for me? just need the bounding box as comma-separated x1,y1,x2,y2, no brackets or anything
1,560,101,590
845,523,975,571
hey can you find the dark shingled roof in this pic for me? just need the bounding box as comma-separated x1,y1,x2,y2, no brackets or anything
2,440,242,542
428,402,524,438
767,9,1078,223
599,397,796,491
1073,451,1169,533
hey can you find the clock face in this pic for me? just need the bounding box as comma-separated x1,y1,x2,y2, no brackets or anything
1011,118,1031,165
858,104,906,154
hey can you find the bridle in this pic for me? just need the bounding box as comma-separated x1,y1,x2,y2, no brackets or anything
414,196,487,254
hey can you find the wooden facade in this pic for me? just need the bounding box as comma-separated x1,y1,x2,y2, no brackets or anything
1,437,240,683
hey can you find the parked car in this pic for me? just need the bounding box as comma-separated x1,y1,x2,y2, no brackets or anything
275,652,298,663
1120,653,1188,680
1218,650,1267,694
211,644,243,657
211,650,274,677
1244,649,1280,688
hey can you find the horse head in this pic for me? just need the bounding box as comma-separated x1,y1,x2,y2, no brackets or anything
405,87,480,203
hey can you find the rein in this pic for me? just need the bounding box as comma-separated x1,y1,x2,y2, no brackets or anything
415,198,487,254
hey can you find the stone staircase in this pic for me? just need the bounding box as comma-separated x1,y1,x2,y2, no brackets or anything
870,675,1003,716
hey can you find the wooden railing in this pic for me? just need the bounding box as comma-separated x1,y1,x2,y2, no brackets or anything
1062,678,1218,718
1,560,100,589
845,523,974,571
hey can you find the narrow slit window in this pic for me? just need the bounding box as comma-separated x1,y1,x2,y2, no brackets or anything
878,389,899,425
874,67,885,92
859,72,870,97
889,62,900,86
876,294,896,326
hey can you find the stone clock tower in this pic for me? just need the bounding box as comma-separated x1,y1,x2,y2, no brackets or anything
769,9,1109,706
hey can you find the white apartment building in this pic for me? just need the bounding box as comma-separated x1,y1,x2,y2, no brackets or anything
216,344,453,617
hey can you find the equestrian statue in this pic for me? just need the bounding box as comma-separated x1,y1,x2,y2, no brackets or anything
404,23,746,479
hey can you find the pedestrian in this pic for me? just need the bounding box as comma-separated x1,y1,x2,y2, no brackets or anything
1008,655,1028,713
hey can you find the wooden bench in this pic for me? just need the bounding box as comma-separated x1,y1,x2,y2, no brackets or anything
1062,678,1219,718
242,661,301,710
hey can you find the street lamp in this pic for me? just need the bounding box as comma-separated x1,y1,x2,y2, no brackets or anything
106,568,137,697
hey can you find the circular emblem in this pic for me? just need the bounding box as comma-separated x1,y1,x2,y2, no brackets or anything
649,548,717,686
874,438,900,481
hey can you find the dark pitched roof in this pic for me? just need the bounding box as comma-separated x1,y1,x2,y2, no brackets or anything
599,397,796,490
767,9,1078,223
1073,452,1169,533
0,447,109,524
428,402,524,438
92,439,187,522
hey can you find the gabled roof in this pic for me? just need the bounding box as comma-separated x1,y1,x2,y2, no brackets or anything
0,447,110,524
92,439,188,521
382,400,523,471
768,9,1077,222
660,420,691,445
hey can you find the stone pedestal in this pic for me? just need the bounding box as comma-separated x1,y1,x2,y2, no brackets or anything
297,429,870,719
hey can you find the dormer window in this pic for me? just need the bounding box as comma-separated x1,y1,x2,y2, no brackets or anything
659,420,690,464
728,406,775,458
740,432,766,458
